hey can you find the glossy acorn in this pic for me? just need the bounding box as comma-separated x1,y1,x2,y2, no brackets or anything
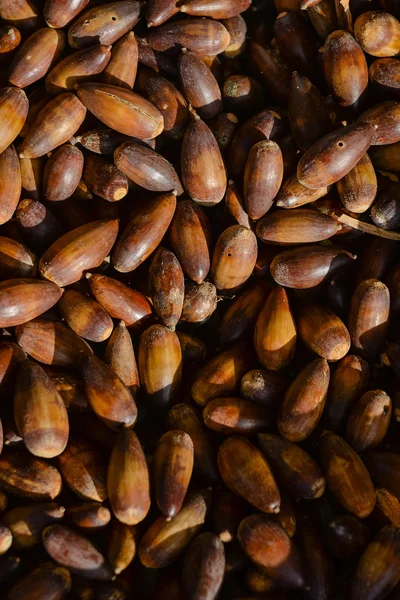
19,93,86,159
320,431,376,518
148,247,184,330
0,279,62,328
104,321,139,397
369,141,400,172
43,144,84,202
14,360,69,458
178,48,222,120
211,225,257,293
247,41,291,105
275,173,329,209
345,390,392,452
114,141,183,194
58,289,113,343
244,140,283,220
167,403,219,483
278,358,330,442
369,58,400,96
146,0,180,27
274,11,319,81
348,279,390,359
40,219,118,287
103,31,138,89
81,354,137,430
83,153,128,202
67,503,111,533
87,273,153,329
148,18,231,55
259,433,326,499
254,286,297,371
43,524,113,580
9,27,65,88
108,520,136,575
44,0,89,28
322,30,368,109
112,192,176,273
257,208,338,245
271,244,356,289
203,397,271,435
181,0,250,18
0,25,20,53
68,1,140,49
307,0,339,39
58,439,107,502
192,343,253,406
0,88,28,155
153,430,194,519
182,533,225,600
324,354,370,431
371,182,400,230
4,563,71,600
107,429,150,526
181,280,217,324
181,112,227,206
336,152,377,213
222,14,247,57
238,515,305,589
15,318,91,366
0,236,37,279
0,145,21,225
2,502,65,550
19,154,43,202
139,488,211,568
297,123,375,189
359,101,400,146
138,324,182,412
0,450,62,500
219,280,269,346
169,199,212,284
76,82,164,140
298,304,351,361
354,10,400,57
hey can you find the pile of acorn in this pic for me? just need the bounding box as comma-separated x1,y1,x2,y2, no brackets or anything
0,0,399,598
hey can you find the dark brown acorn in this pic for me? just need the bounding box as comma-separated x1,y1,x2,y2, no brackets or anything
149,246,184,330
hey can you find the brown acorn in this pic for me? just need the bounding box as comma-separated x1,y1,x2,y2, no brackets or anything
67,503,111,533
240,369,288,408
139,488,211,568
103,31,138,89
0,279,62,328
359,101,400,146
192,343,253,406
219,280,269,346
181,112,227,206
177,331,207,366
43,144,84,202
0,145,21,225
77,126,147,155
149,247,184,330
222,14,247,57
178,48,222,120
0,450,62,500
112,192,176,273
81,354,137,430
203,397,271,435
244,140,283,220
169,199,212,284
324,354,370,431
345,390,392,452
369,141,400,172
352,525,400,600
9,27,65,88
222,75,266,116
19,93,86,159
58,439,107,502
44,0,90,28
238,515,305,589
270,245,356,289
320,431,376,518
218,437,280,513
15,318,91,367
19,154,43,201
4,563,71,600
146,0,180,27
14,360,69,458
274,11,319,81
153,430,194,519
40,219,119,287
138,324,182,412
247,41,291,105
257,208,338,245
259,433,326,500
43,524,113,580
298,304,351,361
58,289,113,343
16,200,62,254
354,11,400,57
297,123,375,189
114,141,183,194
181,280,217,324
0,88,28,154
104,321,140,397
326,514,369,559
254,286,296,371
108,520,136,575
0,236,37,279
44,367,88,412
278,358,330,442
373,488,400,528
348,279,390,359
275,172,329,209
148,18,230,55
2,502,65,550
182,533,225,600
181,0,250,18
369,58,400,96
211,225,257,293
322,30,368,109
68,1,140,49
207,113,238,156
76,82,164,140
82,153,128,202
87,273,153,329
0,25,20,53
46,44,112,95
336,152,377,213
